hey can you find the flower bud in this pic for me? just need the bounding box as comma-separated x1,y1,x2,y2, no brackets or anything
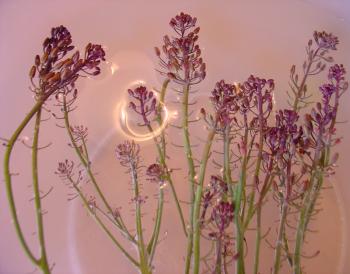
29,66,36,79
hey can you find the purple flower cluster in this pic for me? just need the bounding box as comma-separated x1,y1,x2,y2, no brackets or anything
241,75,274,112
265,109,303,160
328,64,346,82
313,31,339,50
29,25,105,97
155,12,206,85
206,76,274,131
115,140,140,167
211,201,234,232
201,176,234,237
56,159,74,180
305,64,348,150
146,163,166,185
69,125,88,143
128,86,157,126
210,80,238,127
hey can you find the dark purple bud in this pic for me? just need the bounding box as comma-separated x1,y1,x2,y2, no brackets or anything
154,47,161,56
313,31,339,50
29,66,36,79
328,64,346,82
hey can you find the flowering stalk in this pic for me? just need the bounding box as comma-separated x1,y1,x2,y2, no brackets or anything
4,26,105,274
293,64,347,274
234,129,248,274
291,31,338,110
5,13,348,274
56,160,139,267
155,13,206,273
130,154,150,274
61,98,135,243
129,83,187,236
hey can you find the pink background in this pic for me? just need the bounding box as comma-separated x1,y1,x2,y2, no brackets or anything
1,1,350,273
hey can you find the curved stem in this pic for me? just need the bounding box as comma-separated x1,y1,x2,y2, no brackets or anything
32,108,51,273
3,98,47,266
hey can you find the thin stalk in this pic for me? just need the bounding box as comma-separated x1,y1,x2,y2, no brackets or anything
273,201,288,274
222,127,233,273
292,48,320,111
129,159,151,274
157,80,185,221
183,82,197,274
294,82,339,272
253,171,274,274
283,231,294,268
182,83,196,197
70,181,140,268
223,126,233,187
250,94,265,274
293,119,326,272
147,128,187,236
192,126,216,274
32,108,51,274
234,123,249,274
234,160,247,274
214,238,222,274
147,188,164,266
293,171,323,274
254,205,262,274
3,96,51,266
62,99,135,243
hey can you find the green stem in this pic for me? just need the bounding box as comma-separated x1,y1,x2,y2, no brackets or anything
273,201,288,274
252,174,274,274
223,126,233,187
292,48,320,111
183,82,197,274
130,160,151,274
253,205,262,274
283,230,293,268
214,238,222,274
32,108,51,273
71,182,140,268
234,124,249,274
3,97,50,267
234,160,247,274
192,127,216,274
148,96,187,237
293,171,323,274
147,189,164,267
62,99,135,243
